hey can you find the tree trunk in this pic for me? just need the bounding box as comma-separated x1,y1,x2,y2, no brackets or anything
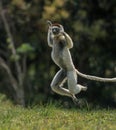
15,87,25,106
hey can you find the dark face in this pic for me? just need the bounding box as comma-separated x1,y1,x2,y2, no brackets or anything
52,26,60,35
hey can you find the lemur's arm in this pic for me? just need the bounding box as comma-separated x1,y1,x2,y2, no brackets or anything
62,32,73,49
47,30,53,47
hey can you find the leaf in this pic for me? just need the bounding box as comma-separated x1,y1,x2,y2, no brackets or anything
6,38,12,44
10,54,20,61
16,43,34,54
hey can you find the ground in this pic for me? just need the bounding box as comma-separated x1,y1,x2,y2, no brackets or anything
0,95,116,130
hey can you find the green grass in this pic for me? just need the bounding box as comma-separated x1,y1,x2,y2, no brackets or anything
0,95,116,130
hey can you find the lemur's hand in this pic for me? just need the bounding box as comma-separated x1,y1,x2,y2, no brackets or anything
60,31,66,37
47,20,52,27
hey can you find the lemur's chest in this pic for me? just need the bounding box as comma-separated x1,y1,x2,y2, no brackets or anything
52,43,64,60
51,39,74,70
51,39,66,64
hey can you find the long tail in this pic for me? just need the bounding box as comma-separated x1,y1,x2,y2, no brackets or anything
76,69,116,82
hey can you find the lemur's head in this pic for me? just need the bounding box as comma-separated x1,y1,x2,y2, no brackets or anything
47,20,64,35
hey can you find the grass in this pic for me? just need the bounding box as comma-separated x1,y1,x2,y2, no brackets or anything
0,95,116,130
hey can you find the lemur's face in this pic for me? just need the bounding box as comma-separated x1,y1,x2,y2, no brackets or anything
52,26,61,35
47,21,64,35
51,24,64,35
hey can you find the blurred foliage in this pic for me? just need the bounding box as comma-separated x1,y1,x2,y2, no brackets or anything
0,0,116,107
16,43,34,53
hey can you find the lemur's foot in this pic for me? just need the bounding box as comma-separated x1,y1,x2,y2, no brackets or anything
78,84,87,91
72,95,79,105
82,86,87,91
72,95,87,108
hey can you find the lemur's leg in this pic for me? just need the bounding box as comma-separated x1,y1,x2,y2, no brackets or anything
51,69,74,98
67,70,87,95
